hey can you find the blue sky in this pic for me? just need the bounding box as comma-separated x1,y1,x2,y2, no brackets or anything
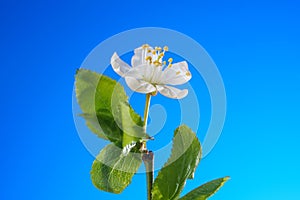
1,0,300,199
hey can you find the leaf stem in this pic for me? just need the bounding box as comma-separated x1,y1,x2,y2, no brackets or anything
142,93,154,200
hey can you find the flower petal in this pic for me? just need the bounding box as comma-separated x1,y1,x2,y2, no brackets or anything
111,52,131,77
149,65,164,84
156,85,188,99
125,64,152,80
131,46,153,67
125,77,156,94
162,61,192,85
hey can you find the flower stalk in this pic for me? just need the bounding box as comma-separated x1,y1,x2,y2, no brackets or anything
143,93,151,132
142,93,154,200
143,151,154,200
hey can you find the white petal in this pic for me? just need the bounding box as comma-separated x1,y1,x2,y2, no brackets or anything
131,46,153,67
156,85,188,99
111,52,131,77
125,64,152,80
125,66,144,79
150,65,164,84
162,61,192,85
125,77,156,94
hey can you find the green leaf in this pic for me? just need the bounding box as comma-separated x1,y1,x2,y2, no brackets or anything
110,88,146,147
75,69,147,146
152,125,201,200
75,69,108,140
91,143,142,194
179,177,230,200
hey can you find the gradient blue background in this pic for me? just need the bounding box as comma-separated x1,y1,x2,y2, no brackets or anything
1,0,299,199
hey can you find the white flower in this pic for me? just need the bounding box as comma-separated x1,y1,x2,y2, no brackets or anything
111,44,192,99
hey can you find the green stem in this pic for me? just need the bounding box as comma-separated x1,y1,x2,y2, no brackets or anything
143,151,154,200
143,93,151,131
142,93,153,200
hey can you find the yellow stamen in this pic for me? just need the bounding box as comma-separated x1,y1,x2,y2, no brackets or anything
142,44,149,49
157,53,164,61
176,71,181,75
141,44,173,67
153,60,161,66
146,56,152,64
155,47,162,51
186,71,191,76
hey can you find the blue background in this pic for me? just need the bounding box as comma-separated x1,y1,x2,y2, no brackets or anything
1,0,299,199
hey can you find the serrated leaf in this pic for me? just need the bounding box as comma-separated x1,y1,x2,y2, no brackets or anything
75,69,108,139
91,143,142,194
75,69,147,146
152,125,201,200
179,177,229,200
110,92,145,147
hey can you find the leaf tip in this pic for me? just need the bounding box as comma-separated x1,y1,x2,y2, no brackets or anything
223,176,230,181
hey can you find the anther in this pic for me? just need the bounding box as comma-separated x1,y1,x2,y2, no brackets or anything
156,47,162,51
146,56,152,64
153,60,161,66
142,44,149,49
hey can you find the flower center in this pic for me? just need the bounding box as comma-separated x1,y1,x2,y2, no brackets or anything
142,44,173,67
